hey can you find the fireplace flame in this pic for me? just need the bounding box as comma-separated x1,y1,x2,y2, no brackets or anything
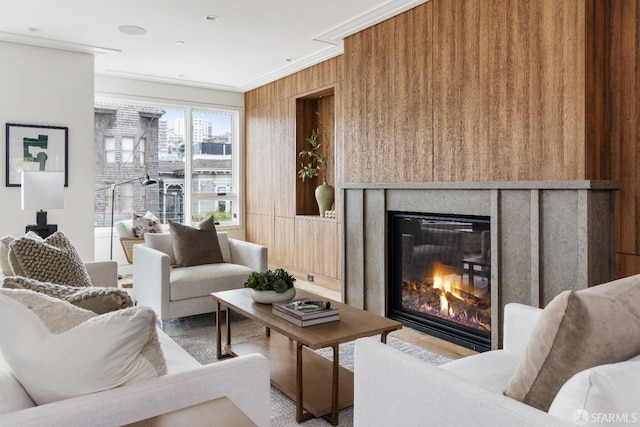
432,271,463,315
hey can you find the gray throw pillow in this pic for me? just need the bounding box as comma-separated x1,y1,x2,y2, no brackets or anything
503,274,640,411
3,276,134,314
169,216,223,267
8,231,92,287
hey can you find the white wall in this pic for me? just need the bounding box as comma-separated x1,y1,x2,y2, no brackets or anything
0,41,95,260
94,76,246,271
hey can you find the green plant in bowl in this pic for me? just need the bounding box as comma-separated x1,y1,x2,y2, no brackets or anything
244,268,295,293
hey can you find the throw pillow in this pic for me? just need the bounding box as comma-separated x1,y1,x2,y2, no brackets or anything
8,231,92,287
0,232,41,276
503,274,640,411
144,232,176,265
169,216,224,267
548,354,640,423
132,211,162,237
3,276,134,314
0,289,167,405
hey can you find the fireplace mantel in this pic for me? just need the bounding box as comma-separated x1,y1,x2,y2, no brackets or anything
339,180,619,349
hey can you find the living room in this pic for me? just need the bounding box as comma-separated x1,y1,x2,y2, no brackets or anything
1,0,640,426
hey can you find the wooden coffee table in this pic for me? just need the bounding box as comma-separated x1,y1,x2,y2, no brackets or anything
210,288,402,425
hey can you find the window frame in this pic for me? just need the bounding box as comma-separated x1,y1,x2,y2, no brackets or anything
94,97,244,231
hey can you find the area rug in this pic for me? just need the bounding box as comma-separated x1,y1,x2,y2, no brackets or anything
163,313,451,426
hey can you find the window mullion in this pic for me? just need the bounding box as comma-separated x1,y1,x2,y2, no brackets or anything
184,107,193,224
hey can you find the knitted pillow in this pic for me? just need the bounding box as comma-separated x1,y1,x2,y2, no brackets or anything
3,276,133,314
0,289,166,405
169,216,223,267
8,231,92,287
132,211,162,237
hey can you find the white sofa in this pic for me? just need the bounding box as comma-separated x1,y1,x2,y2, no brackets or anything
354,303,577,427
0,320,271,426
133,231,267,324
0,261,271,426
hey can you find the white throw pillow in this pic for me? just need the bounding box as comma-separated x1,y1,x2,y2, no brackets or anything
548,354,640,425
0,291,166,405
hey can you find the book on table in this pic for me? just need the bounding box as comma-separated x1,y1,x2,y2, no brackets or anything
272,298,338,320
272,309,340,327
272,298,339,326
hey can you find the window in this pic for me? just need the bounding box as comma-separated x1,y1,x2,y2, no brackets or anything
94,101,241,229
122,137,134,165
140,137,146,167
105,136,115,164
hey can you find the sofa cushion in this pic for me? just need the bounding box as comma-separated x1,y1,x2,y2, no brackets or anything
548,354,640,424
0,357,35,415
0,289,166,405
169,216,223,267
439,349,520,394
3,276,134,314
170,262,254,301
504,275,640,411
132,211,162,237
8,231,92,287
144,232,176,265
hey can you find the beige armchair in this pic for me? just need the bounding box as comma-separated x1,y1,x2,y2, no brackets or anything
132,232,267,325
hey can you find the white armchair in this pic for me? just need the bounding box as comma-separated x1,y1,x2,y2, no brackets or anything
133,232,267,324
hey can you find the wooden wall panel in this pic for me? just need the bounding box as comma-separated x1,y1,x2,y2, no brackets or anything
432,0,490,182
610,0,640,259
245,60,341,287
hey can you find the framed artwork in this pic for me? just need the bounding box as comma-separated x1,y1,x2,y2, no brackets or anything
5,123,68,187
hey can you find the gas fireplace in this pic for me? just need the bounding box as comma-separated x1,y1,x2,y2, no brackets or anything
388,212,492,352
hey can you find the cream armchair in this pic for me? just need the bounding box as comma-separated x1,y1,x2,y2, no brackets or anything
133,232,267,325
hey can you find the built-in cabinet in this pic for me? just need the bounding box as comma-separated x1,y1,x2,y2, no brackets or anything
245,59,342,291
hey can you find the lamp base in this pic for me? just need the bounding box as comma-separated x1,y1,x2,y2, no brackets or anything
36,210,48,228
25,224,57,239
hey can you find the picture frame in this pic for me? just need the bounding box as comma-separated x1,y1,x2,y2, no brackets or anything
5,123,68,187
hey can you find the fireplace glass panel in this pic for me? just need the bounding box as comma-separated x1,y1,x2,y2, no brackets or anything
388,212,491,351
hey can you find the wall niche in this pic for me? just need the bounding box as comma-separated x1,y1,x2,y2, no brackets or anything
295,87,335,217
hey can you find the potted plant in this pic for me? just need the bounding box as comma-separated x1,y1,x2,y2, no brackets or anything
243,268,296,303
298,123,334,217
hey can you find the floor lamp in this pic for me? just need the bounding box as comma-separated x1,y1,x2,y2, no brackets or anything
101,173,158,260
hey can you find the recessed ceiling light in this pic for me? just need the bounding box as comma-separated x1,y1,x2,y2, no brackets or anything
28,27,40,33
178,74,186,78
286,58,297,63
118,25,147,36
176,41,186,45
205,15,220,21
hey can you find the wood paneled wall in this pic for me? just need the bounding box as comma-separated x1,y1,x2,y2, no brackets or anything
341,0,592,184
611,0,640,277
246,0,640,286
245,58,342,290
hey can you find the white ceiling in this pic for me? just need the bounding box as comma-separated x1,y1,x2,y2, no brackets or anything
0,0,426,92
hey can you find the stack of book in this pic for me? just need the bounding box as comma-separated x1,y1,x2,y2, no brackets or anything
272,298,340,327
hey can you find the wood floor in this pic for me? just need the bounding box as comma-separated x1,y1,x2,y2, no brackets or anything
294,280,477,360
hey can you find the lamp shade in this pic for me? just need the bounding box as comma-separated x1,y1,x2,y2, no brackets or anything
21,171,65,211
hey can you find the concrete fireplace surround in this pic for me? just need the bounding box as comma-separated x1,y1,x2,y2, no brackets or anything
340,180,619,349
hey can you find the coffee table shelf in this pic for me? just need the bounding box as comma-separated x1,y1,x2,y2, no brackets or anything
229,334,354,417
